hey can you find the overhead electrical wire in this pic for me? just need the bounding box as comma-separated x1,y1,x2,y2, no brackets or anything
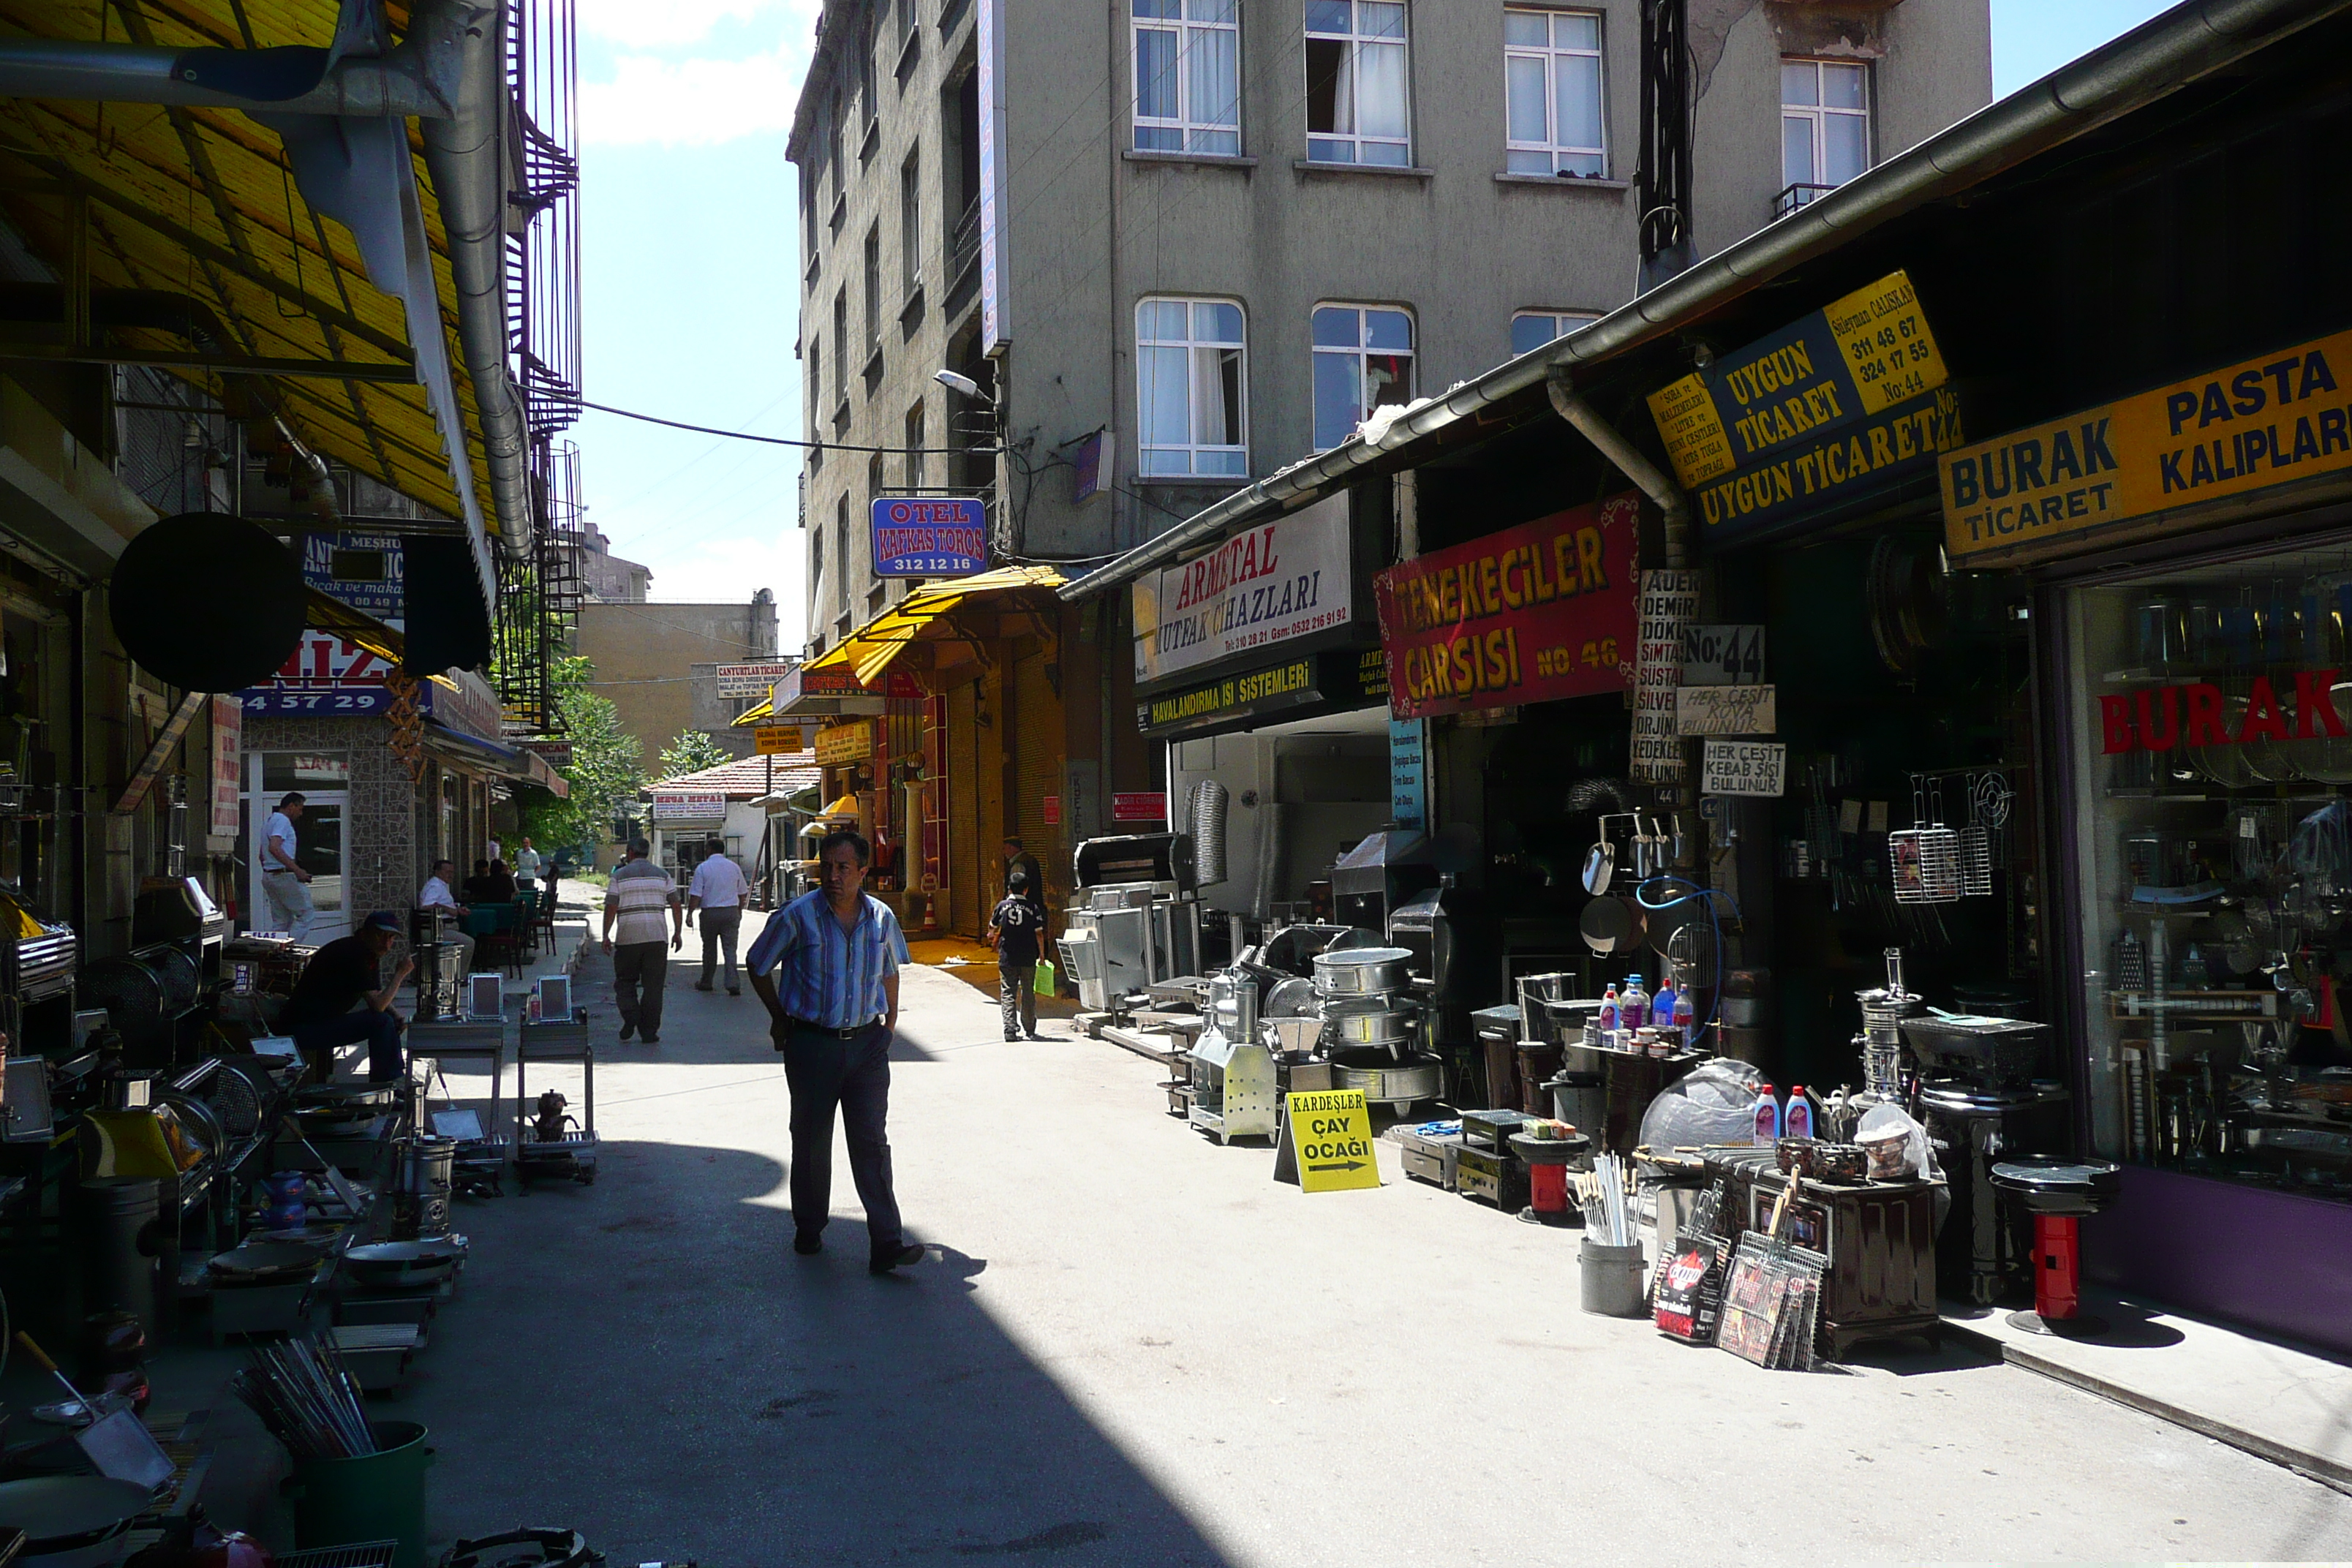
581,399,995,457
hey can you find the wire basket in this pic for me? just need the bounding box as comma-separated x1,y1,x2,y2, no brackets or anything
1890,777,1962,905
1957,771,2011,898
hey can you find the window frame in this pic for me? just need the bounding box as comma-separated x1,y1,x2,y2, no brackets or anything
1131,0,1243,158
1134,294,1251,480
1509,308,1600,358
1502,7,1606,177
1779,56,1872,207
905,401,927,489
1310,302,1414,451
899,148,922,297
1303,0,1412,167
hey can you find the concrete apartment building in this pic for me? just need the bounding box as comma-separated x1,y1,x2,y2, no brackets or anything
788,0,1991,646
572,591,782,767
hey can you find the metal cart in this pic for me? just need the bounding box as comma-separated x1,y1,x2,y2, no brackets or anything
513,1012,598,1186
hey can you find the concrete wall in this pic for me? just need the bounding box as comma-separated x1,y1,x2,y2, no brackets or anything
795,0,1993,634
572,596,780,766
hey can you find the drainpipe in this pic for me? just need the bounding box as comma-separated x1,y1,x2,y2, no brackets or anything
417,0,532,554
1545,365,1692,568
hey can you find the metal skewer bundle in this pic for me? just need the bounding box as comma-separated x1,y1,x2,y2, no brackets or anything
234,1334,378,1460
1574,1153,1636,1245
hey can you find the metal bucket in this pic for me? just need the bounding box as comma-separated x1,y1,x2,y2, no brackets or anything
1579,1238,1648,1316
1516,972,1572,1042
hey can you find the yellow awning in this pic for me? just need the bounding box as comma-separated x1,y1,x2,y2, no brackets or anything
303,587,404,668
804,566,1066,687
730,697,773,728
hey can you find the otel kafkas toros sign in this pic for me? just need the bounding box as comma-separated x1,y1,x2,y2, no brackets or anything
1373,495,1637,719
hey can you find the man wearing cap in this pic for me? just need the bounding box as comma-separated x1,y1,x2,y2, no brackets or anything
279,911,413,1082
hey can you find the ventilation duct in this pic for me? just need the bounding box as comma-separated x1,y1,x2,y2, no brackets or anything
1189,779,1229,886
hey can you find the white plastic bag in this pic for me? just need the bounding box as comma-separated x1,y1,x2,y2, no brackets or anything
1855,1102,1937,1181
1638,1058,1765,1150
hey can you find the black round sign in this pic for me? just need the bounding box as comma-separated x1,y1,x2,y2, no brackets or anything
110,512,307,693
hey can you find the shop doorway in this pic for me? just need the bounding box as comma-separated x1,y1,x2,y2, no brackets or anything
248,751,351,941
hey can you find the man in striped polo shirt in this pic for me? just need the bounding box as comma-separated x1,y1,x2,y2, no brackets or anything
600,838,682,1044
747,827,924,1275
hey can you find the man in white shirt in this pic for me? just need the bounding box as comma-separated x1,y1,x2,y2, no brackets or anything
686,840,751,995
513,837,543,892
486,834,503,865
258,792,318,941
416,859,478,984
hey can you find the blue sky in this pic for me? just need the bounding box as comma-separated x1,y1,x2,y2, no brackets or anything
571,0,2179,650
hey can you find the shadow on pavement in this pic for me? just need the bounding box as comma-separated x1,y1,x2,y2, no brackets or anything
407,1137,1230,1567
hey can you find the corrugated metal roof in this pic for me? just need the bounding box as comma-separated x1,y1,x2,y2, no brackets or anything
0,0,500,534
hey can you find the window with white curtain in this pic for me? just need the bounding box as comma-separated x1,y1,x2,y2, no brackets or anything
1504,9,1605,176
1134,0,1242,156
1305,1,1410,166
1781,58,1870,203
1137,298,1248,478
1509,309,1599,357
1311,304,1412,450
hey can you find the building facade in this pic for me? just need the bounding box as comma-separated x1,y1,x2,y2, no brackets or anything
572,592,782,765
785,0,1989,934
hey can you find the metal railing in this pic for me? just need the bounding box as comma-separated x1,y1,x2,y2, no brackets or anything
1774,181,1839,219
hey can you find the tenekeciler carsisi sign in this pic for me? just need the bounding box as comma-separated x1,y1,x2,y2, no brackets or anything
1373,494,1638,720
1133,494,1352,683
1942,328,2352,562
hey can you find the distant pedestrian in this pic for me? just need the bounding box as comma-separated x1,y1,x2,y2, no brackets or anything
603,837,682,1044
513,837,543,891
687,839,750,995
987,870,1047,1041
746,828,924,1275
259,792,319,941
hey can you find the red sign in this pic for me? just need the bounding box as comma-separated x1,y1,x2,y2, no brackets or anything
1112,791,1168,823
1373,494,1640,719
2097,669,2346,753
209,696,241,837
1042,795,1063,826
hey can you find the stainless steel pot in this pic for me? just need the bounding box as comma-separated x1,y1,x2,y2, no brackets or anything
1324,1006,1416,1047
1311,946,1414,995
1327,1049,1444,1105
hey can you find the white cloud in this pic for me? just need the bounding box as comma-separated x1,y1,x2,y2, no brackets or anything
576,0,806,50
581,47,810,146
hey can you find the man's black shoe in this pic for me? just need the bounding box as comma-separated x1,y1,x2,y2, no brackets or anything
618,1020,637,1041
693,981,713,992
640,1032,660,1044
794,1231,823,1256
1005,1033,1021,1042
728,987,741,996
869,1242,925,1275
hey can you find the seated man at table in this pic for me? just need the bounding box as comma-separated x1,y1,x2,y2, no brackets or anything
280,911,414,1082
418,860,478,981
477,859,518,904
461,858,498,902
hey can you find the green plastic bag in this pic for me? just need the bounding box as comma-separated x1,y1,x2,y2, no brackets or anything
1035,957,1057,996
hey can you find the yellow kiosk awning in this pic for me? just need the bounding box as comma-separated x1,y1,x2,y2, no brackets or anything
803,566,1066,688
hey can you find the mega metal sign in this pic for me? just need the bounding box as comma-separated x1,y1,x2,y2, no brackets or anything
1942,328,2352,564
1133,493,1353,683
870,497,987,577
1372,495,1637,720
1648,270,1953,546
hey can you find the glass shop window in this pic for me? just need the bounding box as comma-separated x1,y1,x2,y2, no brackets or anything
2068,550,2352,1205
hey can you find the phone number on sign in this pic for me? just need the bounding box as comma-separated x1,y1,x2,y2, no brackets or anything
244,692,391,713
881,555,982,573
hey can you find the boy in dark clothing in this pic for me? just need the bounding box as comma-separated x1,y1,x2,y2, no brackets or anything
987,869,1047,1041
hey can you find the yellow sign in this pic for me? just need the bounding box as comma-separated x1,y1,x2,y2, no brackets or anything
753,724,804,755
813,720,872,766
1648,270,1948,491
1286,1089,1382,1194
1942,328,2352,562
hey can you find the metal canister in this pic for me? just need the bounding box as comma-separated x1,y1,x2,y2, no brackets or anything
395,1135,457,1239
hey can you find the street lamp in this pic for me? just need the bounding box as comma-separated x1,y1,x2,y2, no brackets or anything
933,368,990,403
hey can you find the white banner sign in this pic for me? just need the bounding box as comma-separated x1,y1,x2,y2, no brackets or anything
1631,569,1700,783
1676,684,1777,736
1133,493,1353,684
651,791,728,821
715,661,796,698
1701,739,1787,796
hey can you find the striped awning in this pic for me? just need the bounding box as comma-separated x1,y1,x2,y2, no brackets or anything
803,566,1066,687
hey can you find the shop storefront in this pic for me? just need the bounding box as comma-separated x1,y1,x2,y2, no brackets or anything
1945,327,2352,1352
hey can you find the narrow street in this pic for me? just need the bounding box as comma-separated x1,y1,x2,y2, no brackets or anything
403,952,2352,1566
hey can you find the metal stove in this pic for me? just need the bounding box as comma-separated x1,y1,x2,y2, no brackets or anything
1187,968,1275,1143
1062,833,1202,1017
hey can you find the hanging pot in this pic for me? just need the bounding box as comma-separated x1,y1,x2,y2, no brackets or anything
1579,894,1640,954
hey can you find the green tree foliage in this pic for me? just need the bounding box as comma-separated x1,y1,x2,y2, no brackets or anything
521,656,644,856
657,728,734,780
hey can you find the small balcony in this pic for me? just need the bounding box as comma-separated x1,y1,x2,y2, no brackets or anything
1775,181,1840,219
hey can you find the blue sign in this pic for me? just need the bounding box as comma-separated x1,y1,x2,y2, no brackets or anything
870,497,987,578
1388,717,1426,830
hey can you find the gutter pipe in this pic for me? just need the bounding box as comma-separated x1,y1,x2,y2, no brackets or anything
1545,367,1692,567
1060,0,2351,602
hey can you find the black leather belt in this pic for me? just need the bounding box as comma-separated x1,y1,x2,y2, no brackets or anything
784,1016,880,1039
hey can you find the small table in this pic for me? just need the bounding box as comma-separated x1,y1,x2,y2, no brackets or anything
408,1018,508,1142
514,1016,598,1184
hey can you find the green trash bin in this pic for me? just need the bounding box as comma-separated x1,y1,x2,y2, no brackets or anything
289,1420,433,1568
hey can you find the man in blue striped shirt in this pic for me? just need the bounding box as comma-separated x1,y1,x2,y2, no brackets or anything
747,827,924,1274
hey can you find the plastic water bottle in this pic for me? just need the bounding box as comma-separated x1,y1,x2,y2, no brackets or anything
1784,1085,1814,1140
1651,974,1677,1035
1621,973,1649,1031
1598,983,1619,1043
1753,1080,1780,1145
1672,989,1696,1050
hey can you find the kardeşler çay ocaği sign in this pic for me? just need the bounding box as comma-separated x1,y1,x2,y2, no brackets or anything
1941,328,2352,563
1373,495,1637,720
870,496,987,577
1132,494,1352,683
1646,270,1959,544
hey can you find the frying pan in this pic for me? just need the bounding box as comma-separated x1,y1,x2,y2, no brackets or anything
0,1476,154,1568
1580,894,1641,954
